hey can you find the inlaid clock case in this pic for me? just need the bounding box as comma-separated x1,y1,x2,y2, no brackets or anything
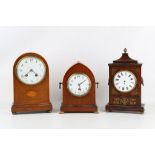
11,52,52,114
106,49,144,113
60,62,98,113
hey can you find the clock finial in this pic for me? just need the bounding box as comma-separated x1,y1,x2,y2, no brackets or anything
123,48,127,53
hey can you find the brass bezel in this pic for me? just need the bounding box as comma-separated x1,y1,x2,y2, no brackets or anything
113,70,137,93
67,73,92,97
16,56,47,86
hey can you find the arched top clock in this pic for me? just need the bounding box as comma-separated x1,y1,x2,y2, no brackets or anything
12,52,52,114
60,62,98,113
106,48,144,113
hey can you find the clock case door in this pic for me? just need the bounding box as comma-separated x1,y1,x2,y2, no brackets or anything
60,62,98,113
106,49,144,113
12,52,52,114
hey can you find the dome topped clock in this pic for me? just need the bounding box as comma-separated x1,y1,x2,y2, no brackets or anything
59,62,99,113
106,48,144,113
11,52,52,114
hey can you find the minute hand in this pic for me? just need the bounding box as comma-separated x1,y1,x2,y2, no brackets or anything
78,80,86,86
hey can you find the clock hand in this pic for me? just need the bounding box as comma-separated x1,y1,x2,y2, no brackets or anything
29,69,39,77
25,69,38,77
77,80,86,91
79,80,86,86
78,84,82,91
78,87,81,91
25,70,31,77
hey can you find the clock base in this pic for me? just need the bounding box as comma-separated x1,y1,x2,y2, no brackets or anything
60,104,98,113
11,102,52,114
105,104,144,114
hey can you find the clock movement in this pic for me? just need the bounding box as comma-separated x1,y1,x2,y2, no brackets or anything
106,48,144,113
59,62,99,113
11,52,52,114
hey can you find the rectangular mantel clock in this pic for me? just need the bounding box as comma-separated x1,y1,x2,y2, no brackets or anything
106,48,144,113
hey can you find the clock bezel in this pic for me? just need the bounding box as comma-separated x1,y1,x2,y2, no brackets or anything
67,72,92,97
16,55,47,86
113,70,137,93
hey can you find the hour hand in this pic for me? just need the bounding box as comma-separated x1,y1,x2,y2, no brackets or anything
78,87,81,91
30,69,38,77
78,84,82,91
35,73,38,77
25,70,31,77
25,73,28,77
25,69,38,77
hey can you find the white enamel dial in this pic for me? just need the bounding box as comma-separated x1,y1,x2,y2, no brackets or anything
16,56,46,85
67,73,91,97
113,71,137,93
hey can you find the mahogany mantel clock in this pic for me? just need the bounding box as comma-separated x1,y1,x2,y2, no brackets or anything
59,62,98,113
11,52,52,114
106,48,144,113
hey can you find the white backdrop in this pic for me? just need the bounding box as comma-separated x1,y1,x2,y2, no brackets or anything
0,26,155,128
0,26,154,108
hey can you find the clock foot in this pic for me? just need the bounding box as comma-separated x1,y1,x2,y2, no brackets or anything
94,111,99,114
59,111,65,114
47,110,52,113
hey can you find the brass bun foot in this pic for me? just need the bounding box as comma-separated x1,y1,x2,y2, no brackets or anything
94,111,99,114
47,110,52,113
59,111,65,114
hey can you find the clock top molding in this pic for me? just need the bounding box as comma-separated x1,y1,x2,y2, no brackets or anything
63,62,95,82
109,48,142,66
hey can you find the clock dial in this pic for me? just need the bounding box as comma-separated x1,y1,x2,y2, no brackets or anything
113,71,137,93
16,56,46,85
67,73,91,97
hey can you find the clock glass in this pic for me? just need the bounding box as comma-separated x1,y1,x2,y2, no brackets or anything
16,56,46,85
67,73,91,97
113,71,137,93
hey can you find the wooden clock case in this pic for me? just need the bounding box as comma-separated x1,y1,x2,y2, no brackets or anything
11,52,52,114
106,49,144,113
60,62,98,113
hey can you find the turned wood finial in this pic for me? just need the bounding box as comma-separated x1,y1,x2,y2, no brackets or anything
123,48,127,53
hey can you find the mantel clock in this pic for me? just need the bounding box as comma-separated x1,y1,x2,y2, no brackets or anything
106,48,144,113
11,52,52,114
59,62,99,113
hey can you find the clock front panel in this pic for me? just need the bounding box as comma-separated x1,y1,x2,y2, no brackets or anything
13,54,50,104
12,52,52,114
109,66,141,106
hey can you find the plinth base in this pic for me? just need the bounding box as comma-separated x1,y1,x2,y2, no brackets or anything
105,104,144,114
11,102,52,114
60,104,98,113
